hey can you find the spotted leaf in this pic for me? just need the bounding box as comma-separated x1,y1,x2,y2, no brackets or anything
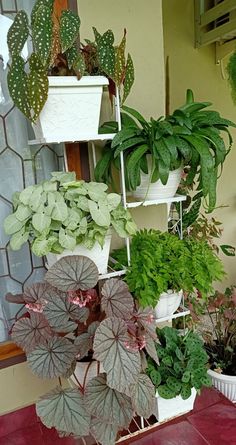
114,31,126,85
7,55,31,120
7,10,29,56
32,5,53,65
122,53,134,103
28,53,48,122
60,10,81,53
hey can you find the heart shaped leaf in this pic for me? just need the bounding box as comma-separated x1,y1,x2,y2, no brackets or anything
101,278,134,319
85,373,133,428
130,374,156,418
45,255,99,292
27,337,76,378
93,317,141,393
90,418,118,445
60,10,81,53
11,313,53,353
43,289,88,333
7,10,29,55
36,387,90,436
135,307,157,340
74,322,99,359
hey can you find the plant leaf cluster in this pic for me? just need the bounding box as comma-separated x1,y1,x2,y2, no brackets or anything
7,1,134,122
95,90,236,212
189,286,236,375
6,255,158,445
112,229,225,307
4,171,136,257
147,326,211,400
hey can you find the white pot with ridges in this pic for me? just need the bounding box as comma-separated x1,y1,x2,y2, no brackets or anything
33,76,108,143
207,369,236,402
133,155,182,200
155,289,182,319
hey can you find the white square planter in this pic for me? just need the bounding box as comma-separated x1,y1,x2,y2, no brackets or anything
32,76,109,143
155,289,182,319
155,388,197,422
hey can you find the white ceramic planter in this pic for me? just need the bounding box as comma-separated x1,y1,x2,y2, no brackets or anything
46,231,112,274
70,360,104,388
155,388,197,422
155,290,182,319
208,369,236,402
133,156,182,200
32,76,109,143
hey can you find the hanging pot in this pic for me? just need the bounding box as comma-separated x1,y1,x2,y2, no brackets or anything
32,76,108,143
155,290,182,319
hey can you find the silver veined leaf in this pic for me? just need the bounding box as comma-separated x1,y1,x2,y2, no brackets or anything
135,307,157,341
60,10,81,53
74,322,99,359
36,387,90,436
45,255,99,292
7,55,31,121
145,336,159,366
85,373,133,428
93,317,141,393
101,278,134,319
11,313,53,353
32,5,53,65
90,418,118,445
27,336,77,378
24,282,50,304
7,10,29,55
130,374,156,419
43,289,89,333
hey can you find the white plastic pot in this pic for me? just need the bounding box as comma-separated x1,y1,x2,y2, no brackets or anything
155,388,197,422
133,156,182,200
46,231,112,274
207,369,236,402
70,360,104,388
32,76,109,143
155,290,182,319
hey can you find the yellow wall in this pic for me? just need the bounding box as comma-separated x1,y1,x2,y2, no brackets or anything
163,0,236,286
0,0,166,415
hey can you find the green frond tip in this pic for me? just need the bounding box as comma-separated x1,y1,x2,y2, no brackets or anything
227,51,236,105
186,89,194,104
7,10,29,55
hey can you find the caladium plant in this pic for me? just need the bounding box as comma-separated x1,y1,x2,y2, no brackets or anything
6,255,158,445
3,171,136,257
7,0,134,122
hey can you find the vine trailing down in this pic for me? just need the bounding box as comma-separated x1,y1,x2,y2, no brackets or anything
6,255,159,445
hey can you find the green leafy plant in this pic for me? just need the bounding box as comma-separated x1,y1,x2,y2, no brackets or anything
7,1,134,122
112,229,225,307
95,90,235,212
190,287,236,376
3,171,136,257
147,326,211,399
227,51,236,105
6,255,158,445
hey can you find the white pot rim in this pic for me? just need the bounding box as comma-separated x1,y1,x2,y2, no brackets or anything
48,75,109,87
160,289,183,297
208,368,236,381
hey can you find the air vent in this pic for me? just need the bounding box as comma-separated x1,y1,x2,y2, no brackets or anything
195,0,236,47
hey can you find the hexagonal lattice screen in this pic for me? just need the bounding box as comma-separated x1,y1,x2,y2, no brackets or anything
0,1,65,341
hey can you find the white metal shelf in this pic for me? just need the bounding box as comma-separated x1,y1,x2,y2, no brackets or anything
28,133,116,145
155,307,190,324
126,194,186,208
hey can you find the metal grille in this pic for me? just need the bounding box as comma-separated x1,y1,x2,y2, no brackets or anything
0,0,65,341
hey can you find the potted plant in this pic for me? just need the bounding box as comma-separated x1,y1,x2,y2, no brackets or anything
3,171,136,274
7,1,134,142
193,287,236,402
111,229,225,318
95,90,235,211
6,255,158,445
146,326,211,422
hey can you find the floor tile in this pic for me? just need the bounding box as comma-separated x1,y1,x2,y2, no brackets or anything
193,387,232,413
0,424,43,445
0,405,37,437
119,421,209,445
188,402,236,445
